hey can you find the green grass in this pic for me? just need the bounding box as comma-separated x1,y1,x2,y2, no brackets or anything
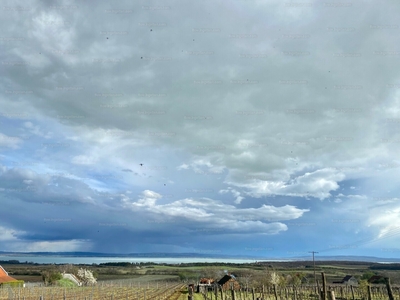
56,278,77,287
152,265,247,271
318,265,368,270
178,290,204,300
123,275,180,282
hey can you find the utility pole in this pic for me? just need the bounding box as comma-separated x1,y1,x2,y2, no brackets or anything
309,251,318,286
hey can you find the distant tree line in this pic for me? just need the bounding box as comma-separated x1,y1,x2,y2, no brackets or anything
98,262,136,267
370,263,400,270
0,260,38,265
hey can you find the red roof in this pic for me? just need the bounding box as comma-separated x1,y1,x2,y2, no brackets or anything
0,266,18,283
199,278,215,284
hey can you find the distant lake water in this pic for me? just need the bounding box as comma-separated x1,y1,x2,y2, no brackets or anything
1,255,392,265
0,255,272,264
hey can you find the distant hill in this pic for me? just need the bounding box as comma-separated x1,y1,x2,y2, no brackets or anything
0,251,263,260
1,251,399,263
290,255,400,263
0,251,259,259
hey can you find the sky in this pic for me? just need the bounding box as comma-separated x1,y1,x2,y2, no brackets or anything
1,0,400,259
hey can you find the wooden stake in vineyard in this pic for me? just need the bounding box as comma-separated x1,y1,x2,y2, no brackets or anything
188,284,194,300
329,290,336,300
350,285,355,300
385,277,394,300
367,285,372,300
220,285,224,300
321,272,327,300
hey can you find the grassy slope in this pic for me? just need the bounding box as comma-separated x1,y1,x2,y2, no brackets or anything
56,278,77,287
4,262,400,284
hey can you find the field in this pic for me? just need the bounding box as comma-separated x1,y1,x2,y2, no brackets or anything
2,261,400,299
0,283,400,300
4,261,400,285
0,281,185,300
197,284,400,300
2,282,400,300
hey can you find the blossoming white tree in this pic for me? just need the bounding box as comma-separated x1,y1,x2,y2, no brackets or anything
76,268,97,286
268,272,280,285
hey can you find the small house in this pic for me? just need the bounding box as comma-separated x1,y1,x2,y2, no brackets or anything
197,278,215,293
217,274,240,291
0,265,23,287
333,275,358,285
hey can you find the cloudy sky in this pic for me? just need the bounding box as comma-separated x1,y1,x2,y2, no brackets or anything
1,0,400,258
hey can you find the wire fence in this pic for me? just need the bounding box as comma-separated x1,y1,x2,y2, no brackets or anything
0,280,184,300
198,283,400,300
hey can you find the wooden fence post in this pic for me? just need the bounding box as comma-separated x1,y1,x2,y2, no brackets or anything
314,286,319,300
273,284,278,300
385,277,394,300
328,290,336,300
367,285,372,300
321,273,327,300
350,285,354,300
231,288,236,300
188,285,194,300
252,288,255,300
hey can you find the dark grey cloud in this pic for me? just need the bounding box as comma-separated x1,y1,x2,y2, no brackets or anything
1,0,400,254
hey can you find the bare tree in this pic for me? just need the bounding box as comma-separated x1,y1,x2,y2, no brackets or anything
235,270,255,290
200,267,224,281
58,264,78,275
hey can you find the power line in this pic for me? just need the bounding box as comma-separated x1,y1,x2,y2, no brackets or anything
309,251,318,286
316,226,400,253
